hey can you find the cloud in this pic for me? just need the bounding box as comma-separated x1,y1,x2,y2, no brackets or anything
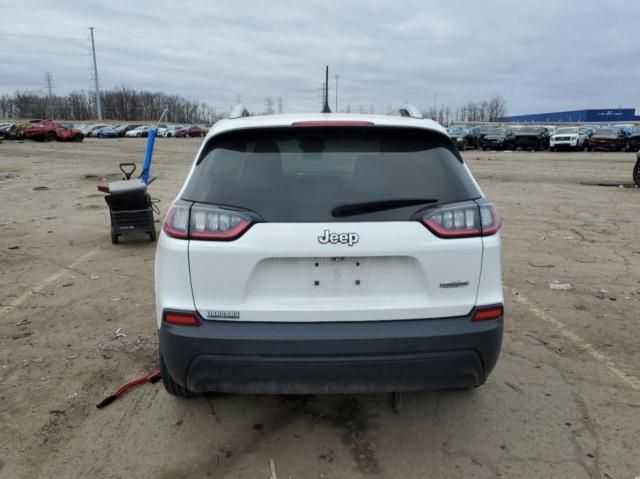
1,0,638,115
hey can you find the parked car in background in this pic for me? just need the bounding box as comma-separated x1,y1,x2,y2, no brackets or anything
97,126,119,138
156,124,169,136
114,124,141,137
175,125,205,138
125,125,151,138
85,124,110,137
447,126,476,150
588,128,627,151
480,127,515,150
625,128,640,152
0,123,15,139
25,120,83,142
162,125,184,137
513,126,550,151
549,127,588,151
476,125,493,144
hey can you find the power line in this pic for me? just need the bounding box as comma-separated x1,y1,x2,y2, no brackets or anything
0,51,89,55
0,32,84,42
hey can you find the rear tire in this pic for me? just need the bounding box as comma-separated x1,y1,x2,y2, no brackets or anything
149,228,157,242
633,161,640,187
111,231,119,244
46,131,57,142
160,352,196,398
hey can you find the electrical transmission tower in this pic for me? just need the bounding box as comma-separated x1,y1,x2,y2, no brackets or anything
264,96,274,115
89,27,103,120
44,72,54,119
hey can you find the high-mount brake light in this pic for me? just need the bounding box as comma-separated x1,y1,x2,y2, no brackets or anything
291,121,375,127
422,202,501,239
162,203,253,241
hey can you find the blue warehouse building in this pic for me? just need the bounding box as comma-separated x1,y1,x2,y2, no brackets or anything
496,108,640,123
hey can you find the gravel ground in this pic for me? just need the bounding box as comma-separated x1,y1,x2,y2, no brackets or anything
1,138,639,479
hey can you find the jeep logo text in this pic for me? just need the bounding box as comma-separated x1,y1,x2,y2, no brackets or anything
318,230,359,246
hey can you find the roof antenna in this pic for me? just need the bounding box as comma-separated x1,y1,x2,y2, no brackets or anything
321,65,332,113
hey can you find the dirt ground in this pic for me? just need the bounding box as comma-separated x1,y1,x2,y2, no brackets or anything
1,137,639,479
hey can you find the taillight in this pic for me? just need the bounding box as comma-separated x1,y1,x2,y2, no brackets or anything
163,311,200,326
189,204,252,240
162,202,253,241
473,305,503,321
163,204,190,239
422,201,500,238
479,203,501,235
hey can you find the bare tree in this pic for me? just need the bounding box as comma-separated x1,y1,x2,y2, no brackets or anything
487,96,507,121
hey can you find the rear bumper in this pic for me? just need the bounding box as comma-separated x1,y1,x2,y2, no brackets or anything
159,311,503,394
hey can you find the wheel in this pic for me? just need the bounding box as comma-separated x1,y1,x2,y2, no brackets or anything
149,228,157,242
550,147,555,152
160,351,196,398
75,134,83,142
136,132,141,138
46,131,57,142
634,161,640,187
111,230,119,244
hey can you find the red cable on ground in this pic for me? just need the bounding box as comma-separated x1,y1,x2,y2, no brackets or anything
96,368,161,409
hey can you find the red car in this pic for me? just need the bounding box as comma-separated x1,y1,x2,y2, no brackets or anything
175,125,205,138
26,121,84,142
588,128,626,151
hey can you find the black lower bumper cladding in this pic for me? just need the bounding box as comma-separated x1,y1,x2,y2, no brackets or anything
160,311,503,394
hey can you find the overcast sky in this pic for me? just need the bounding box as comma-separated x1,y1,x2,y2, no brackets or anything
1,0,638,116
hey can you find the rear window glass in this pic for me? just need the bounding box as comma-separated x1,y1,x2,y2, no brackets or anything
182,127,481,222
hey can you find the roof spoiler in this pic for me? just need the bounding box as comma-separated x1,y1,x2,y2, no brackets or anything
398,104,423,119
229,104,250,119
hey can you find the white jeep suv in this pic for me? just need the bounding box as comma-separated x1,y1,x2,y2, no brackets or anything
155,112,503,396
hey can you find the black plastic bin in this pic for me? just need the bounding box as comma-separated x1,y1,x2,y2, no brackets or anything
105,192,156,244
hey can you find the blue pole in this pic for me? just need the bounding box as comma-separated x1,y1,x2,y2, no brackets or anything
139,128,157,184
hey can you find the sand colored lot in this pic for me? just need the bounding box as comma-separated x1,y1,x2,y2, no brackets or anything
1,138,639,478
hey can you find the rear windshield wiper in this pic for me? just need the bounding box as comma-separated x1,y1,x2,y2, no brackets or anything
332,198,438,217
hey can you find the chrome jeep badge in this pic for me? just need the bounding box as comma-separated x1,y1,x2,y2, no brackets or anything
318,230,359,247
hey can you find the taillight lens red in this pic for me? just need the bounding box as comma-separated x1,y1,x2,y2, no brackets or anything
473,305,504,321
189,204,252,240
422,201,500,238
163,205,190,239
162,203,253,241
163,311,200,326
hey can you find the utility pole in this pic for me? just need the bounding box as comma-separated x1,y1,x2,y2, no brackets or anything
335,74,339,112
89,27,102,120
433,94,438,120
277,97,283,114
44,72,54,119
321,66,331,113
